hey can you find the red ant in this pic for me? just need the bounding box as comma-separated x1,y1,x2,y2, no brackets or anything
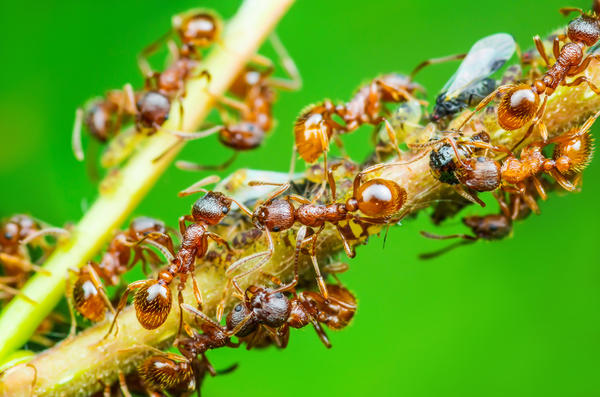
458,8,600,143
174,35,301,171
66,217,173,335
104,176,247,335
293,74,422,172
0,215,67,303
212,168,406,301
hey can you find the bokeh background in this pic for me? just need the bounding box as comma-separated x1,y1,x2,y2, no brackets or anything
1,0,600,396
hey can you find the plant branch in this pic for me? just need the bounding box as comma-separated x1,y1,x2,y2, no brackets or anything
0,0,295,364
3,59,600,396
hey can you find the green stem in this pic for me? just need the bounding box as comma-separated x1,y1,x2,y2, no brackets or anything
0,0,295,363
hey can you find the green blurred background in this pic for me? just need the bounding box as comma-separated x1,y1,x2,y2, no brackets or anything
1,0,600,396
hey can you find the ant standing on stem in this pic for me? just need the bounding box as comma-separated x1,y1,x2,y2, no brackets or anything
457,8,600,144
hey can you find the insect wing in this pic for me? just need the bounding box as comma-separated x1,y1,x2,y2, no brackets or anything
443,33,516,100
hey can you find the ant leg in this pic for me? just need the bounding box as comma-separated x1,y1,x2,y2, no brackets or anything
310,319,332,348
273,226,308,293
20,227,69,246
65,273,78,339
0,253,51,276
164,124,224,141
456,85,513,131
466,140,514,156
103,280,146,339
563,76,600,96
87,265,116,315
420,231,478,241
288,143,298,181
352,149,430,191
493,191,512,218
207,232,234,253
72,108,85,161
559,7,583,16
553,35,567,60
0,283,37,305
216,279,231,321
548,109,600,144
176,151,239,172
419,240,475,260
309,225,329,299
286,194,311,204
384,119,404,158
137,29,173,79
410,53,466,80
178,175,221,197
533,35,551,67
567,55,600,76
227,230,274,295
453,185,485,208
376,80,415,102
118,371,132,397
266,33,302,91
549,169,577,191
248,181,292,202
335,225,355,259
25,363,37,397
178,215,194,235
530,176,548,200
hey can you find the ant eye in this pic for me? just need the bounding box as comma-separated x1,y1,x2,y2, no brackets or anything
234,304,243,312
272,226,280,232
4,233,12,240
222,207,229,214
274,292,283,299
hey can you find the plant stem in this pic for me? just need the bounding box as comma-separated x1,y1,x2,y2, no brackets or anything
3,59,600,396
0,0,295,364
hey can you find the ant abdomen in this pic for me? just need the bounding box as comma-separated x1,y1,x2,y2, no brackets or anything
456,157,501,192
354,179,407,217
176,12,221,48
133,280,172,329
72,275,106,322
138,355,195,392
497,84,539,130
552,130,594,174
294,104,334,163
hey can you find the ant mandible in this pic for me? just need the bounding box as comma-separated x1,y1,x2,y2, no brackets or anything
457,8,600,143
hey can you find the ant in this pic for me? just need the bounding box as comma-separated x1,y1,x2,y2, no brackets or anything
218,168,406,300
467,109,598,213
0,215,67,303
104,176,246,335
294,74,421,171
71,86,137,161
457,8,600,143
66,217,173,335
174,34,301,171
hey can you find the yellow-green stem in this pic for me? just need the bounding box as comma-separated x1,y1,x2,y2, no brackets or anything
0,0,294,363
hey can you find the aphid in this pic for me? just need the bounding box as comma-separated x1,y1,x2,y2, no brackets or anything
175,35,301,171
223,169,407,298
412,33,516,127
105,177,243,335
458,10,600,141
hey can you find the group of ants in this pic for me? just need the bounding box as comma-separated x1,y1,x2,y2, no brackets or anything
4,3,600,396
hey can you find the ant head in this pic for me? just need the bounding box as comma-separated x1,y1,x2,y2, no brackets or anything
136,91,171,130
456,157,501,192
72,274,106,322
463,215,512,240
497,84,539,131
246,286,291,328
174,11,221,48
139,355,195,393
192,192,232,225
219,123,265,151
134,279,172,330
354,179,407,218
253,199,295,232
568,14,600,46
226,302,258,337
